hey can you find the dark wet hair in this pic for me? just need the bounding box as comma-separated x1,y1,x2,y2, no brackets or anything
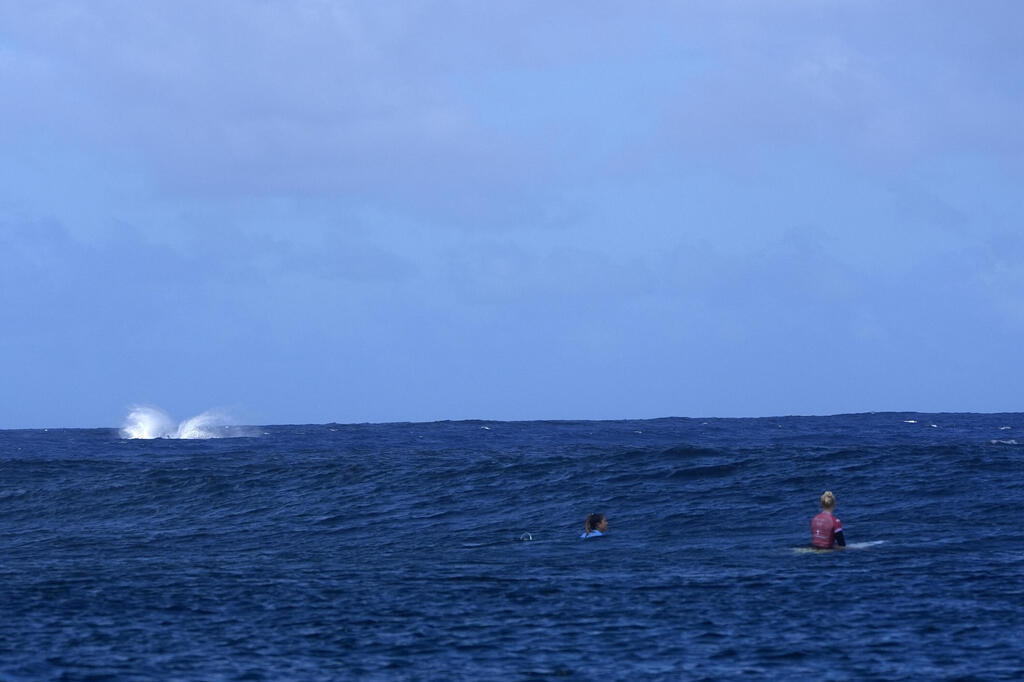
585,513,606,533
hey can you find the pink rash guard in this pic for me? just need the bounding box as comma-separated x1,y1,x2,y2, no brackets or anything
810,510,844,548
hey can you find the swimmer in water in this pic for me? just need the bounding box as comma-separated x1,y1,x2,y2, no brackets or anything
580,513,608,539
810,490,846,549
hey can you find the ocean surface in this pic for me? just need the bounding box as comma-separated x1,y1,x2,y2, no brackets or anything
1,412,1022,680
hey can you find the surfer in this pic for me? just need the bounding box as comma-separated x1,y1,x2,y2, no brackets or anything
581,513,608,539
810,490,846,549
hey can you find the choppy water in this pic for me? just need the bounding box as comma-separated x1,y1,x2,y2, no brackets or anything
1,413,1022,680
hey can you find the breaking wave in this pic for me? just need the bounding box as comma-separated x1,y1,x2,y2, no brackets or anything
120,406,257,439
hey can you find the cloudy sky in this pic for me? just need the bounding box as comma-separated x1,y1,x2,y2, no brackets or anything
2,1,1022,428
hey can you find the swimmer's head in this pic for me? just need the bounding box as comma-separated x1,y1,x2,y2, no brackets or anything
820,490,836,510
585,513,608,533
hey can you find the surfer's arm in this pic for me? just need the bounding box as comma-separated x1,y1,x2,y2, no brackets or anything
833,529,846,547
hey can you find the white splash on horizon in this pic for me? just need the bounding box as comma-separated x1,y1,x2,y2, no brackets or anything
120,406,253,439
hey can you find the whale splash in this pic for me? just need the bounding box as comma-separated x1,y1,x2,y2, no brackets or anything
120,406,255,439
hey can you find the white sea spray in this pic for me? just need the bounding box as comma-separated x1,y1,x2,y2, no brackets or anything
120,405,254,439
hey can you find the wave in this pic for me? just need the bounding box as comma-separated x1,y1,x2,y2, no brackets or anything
119,406,257,439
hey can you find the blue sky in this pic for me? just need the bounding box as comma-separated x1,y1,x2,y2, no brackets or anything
2,1,1022,428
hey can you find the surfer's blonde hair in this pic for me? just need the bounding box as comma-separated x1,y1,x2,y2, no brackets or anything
820,490,836,510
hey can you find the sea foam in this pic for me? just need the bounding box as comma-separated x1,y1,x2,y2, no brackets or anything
120,406,251,439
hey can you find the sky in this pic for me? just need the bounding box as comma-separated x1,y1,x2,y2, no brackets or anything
2,1,1023,428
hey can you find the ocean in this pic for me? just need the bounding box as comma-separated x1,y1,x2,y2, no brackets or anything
1,413,1021,680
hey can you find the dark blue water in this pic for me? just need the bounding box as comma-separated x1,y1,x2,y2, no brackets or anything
2,413,1022,680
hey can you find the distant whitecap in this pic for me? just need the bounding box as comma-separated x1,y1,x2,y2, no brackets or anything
120,405,256,439
120,406,176,439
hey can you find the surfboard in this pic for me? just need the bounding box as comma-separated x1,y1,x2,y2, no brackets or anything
792,540,885,554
